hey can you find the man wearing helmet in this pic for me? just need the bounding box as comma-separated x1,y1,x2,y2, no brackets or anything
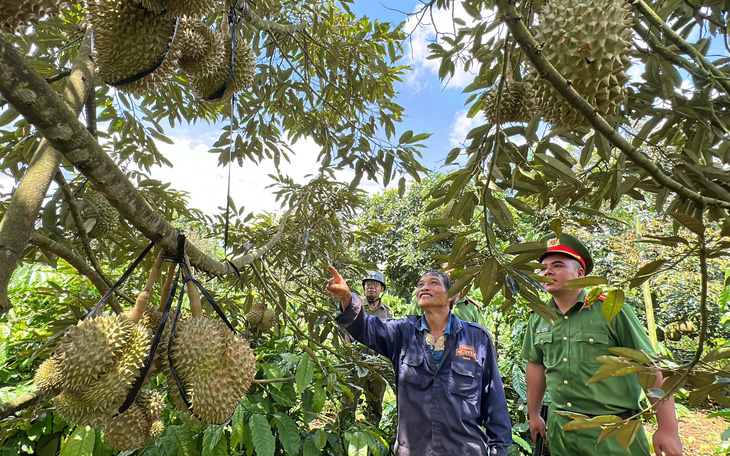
342,270,393,426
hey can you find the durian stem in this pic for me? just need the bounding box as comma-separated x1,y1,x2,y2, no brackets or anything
183,261,203,318
130,252,164,323
158,261,178,313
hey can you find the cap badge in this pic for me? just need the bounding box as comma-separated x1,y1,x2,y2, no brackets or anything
547,238,561,248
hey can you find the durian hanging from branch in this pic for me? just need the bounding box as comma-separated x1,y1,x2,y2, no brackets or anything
0,0,76,32
528,0,633,129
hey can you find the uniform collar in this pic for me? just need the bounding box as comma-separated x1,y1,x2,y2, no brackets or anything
420,312,454,334
547,289,589,313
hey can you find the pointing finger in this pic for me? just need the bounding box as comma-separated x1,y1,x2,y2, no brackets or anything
328,265,342,282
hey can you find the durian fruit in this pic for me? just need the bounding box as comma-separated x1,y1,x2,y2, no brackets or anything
33,355,63,396
530,0,633,129
81,192,119,238
246,300,266,326
50,314,153,425
483,81,536,124
0,0,74,32
87,0,183,95
179,21,226,81
258,307,277,332
188,32,256,101
167,316,256,423
102,389,165,451
130,0,220,19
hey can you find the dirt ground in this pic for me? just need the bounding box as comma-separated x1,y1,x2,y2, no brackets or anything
646,409,729,455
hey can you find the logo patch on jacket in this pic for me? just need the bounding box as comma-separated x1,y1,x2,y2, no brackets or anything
455,344,477,361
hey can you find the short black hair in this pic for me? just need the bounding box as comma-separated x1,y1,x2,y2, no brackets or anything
420,269,451,291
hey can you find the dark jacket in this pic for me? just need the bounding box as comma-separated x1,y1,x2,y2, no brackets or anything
336,294,512,455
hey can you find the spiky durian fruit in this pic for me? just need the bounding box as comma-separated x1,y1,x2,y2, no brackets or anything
246,301,266,326
179,21,226,80
81,192,119,238
167,317,256,423
102,389,165,451
530,0,633,128
87,0,182,95
258,308,277,332
48,314,152,426
33,355,63,396
130,0,220,19
483,81,536,124
0,0,74,32
189,33,256,101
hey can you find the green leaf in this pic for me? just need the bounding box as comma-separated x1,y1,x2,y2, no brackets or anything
202,426,226,456
602,289,624,324
274,413,300,456
561,277,608,290
669,212,705,236
423,218,460,228
703,347,730,363
563,414,622,431
629,260,666,289
296,352,315,394
637,372,658,391
347,431,369,456
230,403,246,448
503,242,546,256
60,426,95,456
398,130,413,144
250,414,275,456
165,425,197,456
608,347,651,364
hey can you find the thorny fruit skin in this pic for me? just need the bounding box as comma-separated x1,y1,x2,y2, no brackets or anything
529,0,633,128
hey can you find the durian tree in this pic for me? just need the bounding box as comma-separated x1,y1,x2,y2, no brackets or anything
0,0,427,454
414,0,730,445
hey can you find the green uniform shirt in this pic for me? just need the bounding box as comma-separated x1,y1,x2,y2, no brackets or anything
520,290,655,416
364,299,393,319
406,295,487,327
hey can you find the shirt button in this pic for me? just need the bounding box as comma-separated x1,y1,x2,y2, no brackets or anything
589,338,595,343
564,315,569,320
567,402,572,408
563,358,568,362
564,380,568,385
563,336,568,341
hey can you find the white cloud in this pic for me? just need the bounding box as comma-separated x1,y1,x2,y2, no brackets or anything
150,135,392,217
449,109,485,147
403,2,500,91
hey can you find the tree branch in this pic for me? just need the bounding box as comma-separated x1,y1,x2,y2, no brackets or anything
631,0,730,96
0,34,289,286
29,232,124,314
492,0,730,210
0,35,95,315
0,391,48,421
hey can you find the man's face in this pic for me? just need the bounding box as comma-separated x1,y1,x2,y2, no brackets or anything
363,280,384,299
540,254,585,294
416,273,449,309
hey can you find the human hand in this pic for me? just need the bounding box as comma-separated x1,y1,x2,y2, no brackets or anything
529,415,546,445
652,425,683,456
325,266,352,309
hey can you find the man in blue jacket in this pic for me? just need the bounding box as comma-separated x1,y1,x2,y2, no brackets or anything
326,266,512,455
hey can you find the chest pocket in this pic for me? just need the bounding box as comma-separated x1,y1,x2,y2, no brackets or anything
574,330,610,366
534,332,560,365
399,351,431,390
450,361,481,398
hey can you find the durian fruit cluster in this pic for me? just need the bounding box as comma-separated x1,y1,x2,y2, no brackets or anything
130,0,219,18
102,389,165,451
178,21,257,101
85,0,257,100
529,0,633,129
165,316,256,424
87,0,184,96
81,192,120,238
482,81,536,124
246,300,277,331
0,0,74,32
33,314,152,426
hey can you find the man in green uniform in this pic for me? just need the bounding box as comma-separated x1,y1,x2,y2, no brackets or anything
521,233,683,456
342,271,393,425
